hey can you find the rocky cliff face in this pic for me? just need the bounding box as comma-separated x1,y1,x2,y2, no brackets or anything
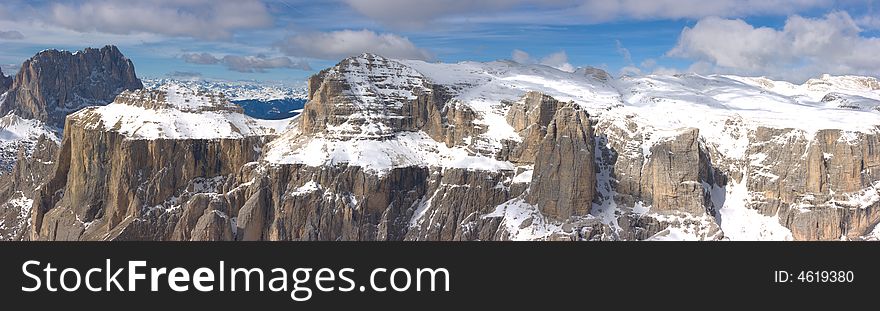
0,46,146,239
29,84,285,240
0,45,142,129
8,53,880,241
0,135,57,240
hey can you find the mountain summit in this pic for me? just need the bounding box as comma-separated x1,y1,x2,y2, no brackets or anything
0,45,142,129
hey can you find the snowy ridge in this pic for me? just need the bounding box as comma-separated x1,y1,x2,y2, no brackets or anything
261,54,880,240
0,114,58,172
144,79,307,102
0,114,58,142
267,54,880,173
78,83,292,140
330,53,431,107
318,54,435,138
402,59,880,160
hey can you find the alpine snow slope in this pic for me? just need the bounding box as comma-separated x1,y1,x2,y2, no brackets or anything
144,79,307,120
25,53,880,241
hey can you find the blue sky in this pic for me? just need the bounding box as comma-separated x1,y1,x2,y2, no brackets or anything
0,0,879,84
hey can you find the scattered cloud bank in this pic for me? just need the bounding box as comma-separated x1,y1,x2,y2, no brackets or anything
344,0,829,27
181,53,311,73
2,0,273,40
511,49,575,72
165,71,202,80
668,11,880,81
279,29,433,61
182,52,220,65
0,30,24,40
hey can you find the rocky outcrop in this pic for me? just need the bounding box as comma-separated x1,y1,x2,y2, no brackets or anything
0,135,57,240
745,128,880,240
506,92,559,163
640,129,713,215
0,45,142,128
0,134,58,200
300,54,477,148
527,103,595,220
300,54,437,138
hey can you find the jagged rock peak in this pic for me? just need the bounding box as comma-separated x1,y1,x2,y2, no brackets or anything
574,66,612,82
0,45,143,128
300,52,437,139
326,52,431,103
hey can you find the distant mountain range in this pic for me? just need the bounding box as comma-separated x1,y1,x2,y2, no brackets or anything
143,79,307,120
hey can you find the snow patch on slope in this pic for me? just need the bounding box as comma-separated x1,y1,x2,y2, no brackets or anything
0,114,58,172
715,176,793,241
482,198,561,240
0,114,57,142
265,131,513,175
83,83,290,140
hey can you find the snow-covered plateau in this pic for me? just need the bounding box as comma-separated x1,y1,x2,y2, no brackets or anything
75,83,293,140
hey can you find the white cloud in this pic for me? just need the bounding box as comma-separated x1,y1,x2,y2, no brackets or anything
510,49,574,72
615,39,633,64
222,55,311,73
619,66,642,76
345,0,828,27
4,0,273,40
668,11,880,81
279,29,433,61
575,0,828,22
181,53,311,73
856,14,880,30
166,71,202,80
651,66,680,75
0,30,24,40
615,39,644,76
511,49,531,64
182,52,221,65
344,0,534,28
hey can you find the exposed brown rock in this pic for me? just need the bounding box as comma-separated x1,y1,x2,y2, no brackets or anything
30,112,268,240
0,45,142,128
506,91,559,163
528,103,595,220
746,127,880,240
640,129,711,215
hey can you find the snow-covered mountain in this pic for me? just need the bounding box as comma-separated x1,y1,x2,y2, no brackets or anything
81,83,292,140
143,79,307,102
0,46,142,240
8,52,880,241
257,54,880,241
0,46,140,174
